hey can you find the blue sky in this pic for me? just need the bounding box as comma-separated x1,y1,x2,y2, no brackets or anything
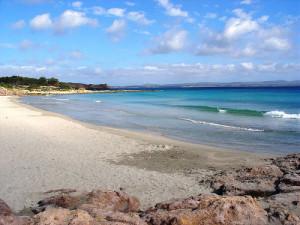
0,0,299,85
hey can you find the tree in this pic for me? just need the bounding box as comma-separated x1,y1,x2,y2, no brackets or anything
38,77,47,86
47,77,59,86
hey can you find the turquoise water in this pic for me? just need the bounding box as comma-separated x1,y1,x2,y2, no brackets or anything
22,87,300,154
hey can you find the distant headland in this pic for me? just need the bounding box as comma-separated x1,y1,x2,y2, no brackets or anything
118,80,300,89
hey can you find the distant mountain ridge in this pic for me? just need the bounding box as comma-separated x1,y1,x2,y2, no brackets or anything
116,80,300,89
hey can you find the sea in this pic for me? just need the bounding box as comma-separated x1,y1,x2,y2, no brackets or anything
21,87,300,154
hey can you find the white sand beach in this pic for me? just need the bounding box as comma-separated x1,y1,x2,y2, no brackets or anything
0,96,266,211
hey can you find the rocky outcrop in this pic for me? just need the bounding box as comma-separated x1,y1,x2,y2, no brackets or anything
259,192,300,225
0,154,299,225
0,193,268,225
211,165,283,196
210,153,300,224
30,189,144,225
272,153,300,173
143,194,268,225
210,153,300,197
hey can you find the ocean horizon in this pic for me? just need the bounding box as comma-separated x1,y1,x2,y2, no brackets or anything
22,87,300,154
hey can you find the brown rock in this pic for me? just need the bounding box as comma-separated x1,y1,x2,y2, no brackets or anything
0,199,12,216
30,208,71,225
37,194,81,209
30,190,143,225
84,190,140,213
266,206,300,225
0,199,32,225
211,165,283,197
32,194,81,214
278,173,300,193
259,192,300,224
30,208,98,225
143,194,268,225
67,210,96,225
273,153,300,174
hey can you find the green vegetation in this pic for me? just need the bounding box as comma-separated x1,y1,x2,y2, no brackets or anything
0,76,66,88
0,76,109,91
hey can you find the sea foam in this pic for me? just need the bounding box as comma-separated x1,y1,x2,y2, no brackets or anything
181,118,264,132
218,109,227,113
265,111,300,119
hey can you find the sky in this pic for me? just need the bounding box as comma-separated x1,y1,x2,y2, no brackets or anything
0,0,299,85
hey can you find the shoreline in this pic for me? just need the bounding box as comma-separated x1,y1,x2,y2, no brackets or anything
1,96,269,212
0,87,153,96
16,96,274,161
18,95,277,156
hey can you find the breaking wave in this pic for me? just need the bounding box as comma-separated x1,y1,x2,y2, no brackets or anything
264,111,300,119
181,118,264,132
178,105,300,120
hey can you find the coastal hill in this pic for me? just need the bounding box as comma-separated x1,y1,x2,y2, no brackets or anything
119,80,300,89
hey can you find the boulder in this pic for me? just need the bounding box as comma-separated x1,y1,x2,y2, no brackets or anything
30,189,145,225
82,190,140,213
0,199,31,225
143,194,268,225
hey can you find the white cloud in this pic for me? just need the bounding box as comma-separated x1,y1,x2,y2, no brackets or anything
258,15,269,23
107,8,126,17
196,44,230,55
30,13,53,30
91,6,153,26
156,0,189,17
106,19,126,42
55,10,98,33
240,0,252,5
0,62,299,85
11,20,26,29
241,62,254,70
148,29,188,54
263,37,291,51
29,10,98,34
239,46,257,56
72,1,82,8
195,9,293,58
102,62,300,85
224,9,259,39
127,11,154,25
143,66,161,71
